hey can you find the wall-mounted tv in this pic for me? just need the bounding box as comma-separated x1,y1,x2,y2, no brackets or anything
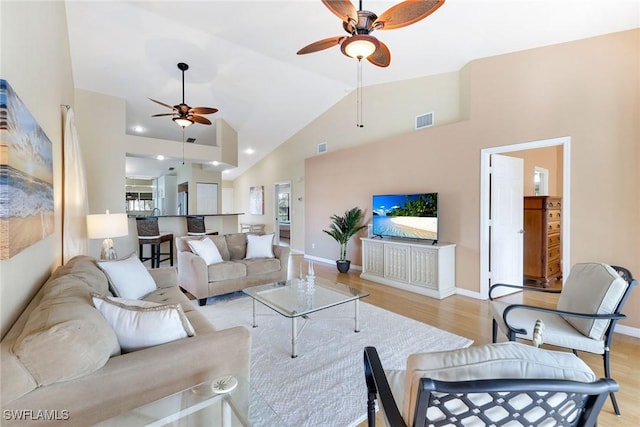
372,193,438,242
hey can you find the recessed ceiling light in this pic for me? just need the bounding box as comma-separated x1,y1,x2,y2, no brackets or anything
134,125,144,133
244,148,255,155
156,155,165,160
222,169,230,174
211,161,219,166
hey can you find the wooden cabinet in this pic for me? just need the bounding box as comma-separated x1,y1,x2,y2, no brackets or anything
523,196,562,284
360,238,456,299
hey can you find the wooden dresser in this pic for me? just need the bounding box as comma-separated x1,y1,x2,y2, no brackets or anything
523,196,562,285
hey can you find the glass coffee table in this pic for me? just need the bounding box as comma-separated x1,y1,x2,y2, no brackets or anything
96,375,284,427
243,278,369,358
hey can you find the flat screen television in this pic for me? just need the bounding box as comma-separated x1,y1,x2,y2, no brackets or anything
372,193,438,242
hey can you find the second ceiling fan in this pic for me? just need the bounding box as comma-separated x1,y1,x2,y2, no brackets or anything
297,0,445,67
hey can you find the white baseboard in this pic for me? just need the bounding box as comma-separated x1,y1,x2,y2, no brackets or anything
615,324,640,338
303,254,362,271
455,287,482,299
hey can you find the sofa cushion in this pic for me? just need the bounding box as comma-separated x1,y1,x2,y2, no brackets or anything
557,263,628,340
402,342,596,426
245,233,275,259
12,277,120,387
97,254,157,299
187,237,223,265
48,255,111,295
209,235,231,261
241,258,281,276
225,233,247,260
92,294,195,352
208,261,247,282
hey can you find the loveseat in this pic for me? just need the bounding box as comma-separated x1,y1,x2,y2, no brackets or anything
176,233,290,305
1,255,250,426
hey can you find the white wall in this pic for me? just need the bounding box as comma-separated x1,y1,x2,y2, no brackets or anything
0,0,75,337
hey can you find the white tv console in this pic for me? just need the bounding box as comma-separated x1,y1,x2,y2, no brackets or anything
360,238,456,299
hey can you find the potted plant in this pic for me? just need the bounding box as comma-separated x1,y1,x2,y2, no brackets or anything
323,207,367,273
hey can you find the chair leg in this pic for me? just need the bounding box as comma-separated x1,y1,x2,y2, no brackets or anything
198,298,207,306
367,392,377,427
169,240,174,266
492,319,498,343
603,350,621,415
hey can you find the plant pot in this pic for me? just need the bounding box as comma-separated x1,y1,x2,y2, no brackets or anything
336,260,351,273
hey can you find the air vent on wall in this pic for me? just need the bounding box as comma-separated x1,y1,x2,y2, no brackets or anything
317,142,327,154
415,112,434,130
186,137,196,143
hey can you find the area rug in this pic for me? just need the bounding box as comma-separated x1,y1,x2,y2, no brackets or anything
195,293,473,427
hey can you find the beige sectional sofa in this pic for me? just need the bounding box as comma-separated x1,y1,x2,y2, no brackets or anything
1,256,250,426
176,233,290,305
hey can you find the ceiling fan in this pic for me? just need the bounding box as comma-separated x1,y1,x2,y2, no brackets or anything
149,62,218,128
297,0,445,67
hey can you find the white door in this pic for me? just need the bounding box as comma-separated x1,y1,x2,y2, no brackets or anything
490,154,524,297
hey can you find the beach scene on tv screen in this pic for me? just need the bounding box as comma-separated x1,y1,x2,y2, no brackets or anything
372,194,438,239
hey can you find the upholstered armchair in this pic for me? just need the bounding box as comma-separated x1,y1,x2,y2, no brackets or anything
364,342,618,427
489,263,636,415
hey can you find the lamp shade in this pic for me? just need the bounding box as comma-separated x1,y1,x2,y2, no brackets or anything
341,35,380,59
173,117,193,128
86,211,128,239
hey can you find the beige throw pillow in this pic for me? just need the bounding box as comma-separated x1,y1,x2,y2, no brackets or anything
92,294,195,352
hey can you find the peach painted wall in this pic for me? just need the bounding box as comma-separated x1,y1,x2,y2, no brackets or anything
508,146,563,197
301,30,638,329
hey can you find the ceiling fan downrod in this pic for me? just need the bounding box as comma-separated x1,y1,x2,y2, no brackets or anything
177,62,189,106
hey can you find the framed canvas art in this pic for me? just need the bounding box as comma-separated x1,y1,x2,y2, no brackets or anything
249,185,263,215
0,79,54,259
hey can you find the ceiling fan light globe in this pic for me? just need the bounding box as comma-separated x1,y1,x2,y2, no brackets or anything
173,117,194,128
341,35,379,59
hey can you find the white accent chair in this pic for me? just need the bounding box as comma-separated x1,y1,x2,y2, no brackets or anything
489,263,636,415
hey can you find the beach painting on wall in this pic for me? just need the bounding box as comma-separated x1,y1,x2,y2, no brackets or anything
0,79,54,259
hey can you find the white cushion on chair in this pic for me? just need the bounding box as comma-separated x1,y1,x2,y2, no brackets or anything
402,342,596,426
490,301,606,354
557,263,628,340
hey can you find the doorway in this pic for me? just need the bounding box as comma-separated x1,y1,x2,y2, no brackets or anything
274,181,292,246
480,136,571,299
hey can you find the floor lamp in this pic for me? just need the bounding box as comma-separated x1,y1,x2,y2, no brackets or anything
86,210,128,260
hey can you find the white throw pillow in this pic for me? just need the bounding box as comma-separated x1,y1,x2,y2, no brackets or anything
245,233,275,259
187,238,223,265
97,254,157,299
92,294,195,352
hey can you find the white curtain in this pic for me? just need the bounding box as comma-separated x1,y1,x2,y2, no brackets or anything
62,107,89,263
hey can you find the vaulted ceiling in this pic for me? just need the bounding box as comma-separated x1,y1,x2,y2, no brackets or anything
64,1,639,179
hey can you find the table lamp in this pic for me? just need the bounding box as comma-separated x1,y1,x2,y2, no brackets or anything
86,210,128,260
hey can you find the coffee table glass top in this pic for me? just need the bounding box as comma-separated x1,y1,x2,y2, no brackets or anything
243,278,369,318
96,375,284,427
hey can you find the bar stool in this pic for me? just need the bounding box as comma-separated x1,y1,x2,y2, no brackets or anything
186,215,218,236
136,217,173,268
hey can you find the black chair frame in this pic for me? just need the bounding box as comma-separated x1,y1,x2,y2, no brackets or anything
489,265,636,415
364,346,618,427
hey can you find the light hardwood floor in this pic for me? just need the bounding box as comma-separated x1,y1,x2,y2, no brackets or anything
296,256,640,427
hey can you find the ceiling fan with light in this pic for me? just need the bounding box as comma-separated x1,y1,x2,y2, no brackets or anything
297,0,445,67
149,62,218,128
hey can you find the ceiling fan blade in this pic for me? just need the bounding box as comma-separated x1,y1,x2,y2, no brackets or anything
191,115,212,125
297,36,346,55
374,0,444,30
151,113,176,117
367,41,391,67
148,97,175,110
191,107,218,115
321,0,357,22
